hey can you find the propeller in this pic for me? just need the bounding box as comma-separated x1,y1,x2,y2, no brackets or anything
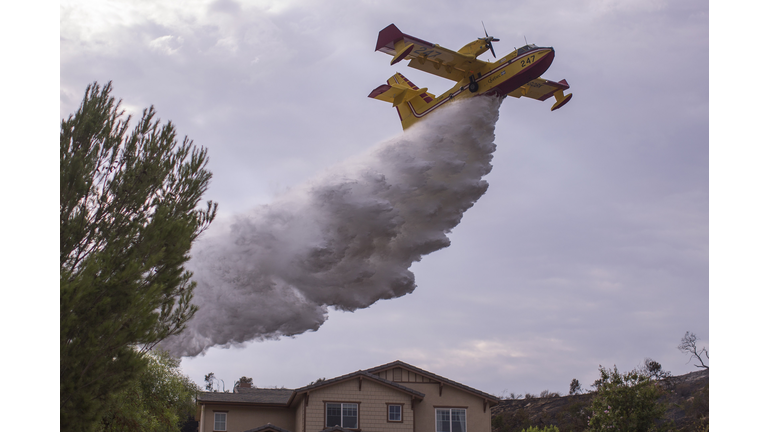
479,21,500,58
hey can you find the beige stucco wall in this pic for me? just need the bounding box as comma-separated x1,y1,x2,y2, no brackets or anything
293,394,305,432
403,383,492,432
305,378,415,432
200,404,295,432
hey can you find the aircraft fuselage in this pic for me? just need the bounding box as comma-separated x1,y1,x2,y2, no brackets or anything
370,23,572,129
394,47,555,126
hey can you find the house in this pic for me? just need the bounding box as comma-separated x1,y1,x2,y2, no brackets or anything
196,360,500,432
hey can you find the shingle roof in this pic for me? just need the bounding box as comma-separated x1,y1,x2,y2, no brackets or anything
197,388,294,404
365,360,500,404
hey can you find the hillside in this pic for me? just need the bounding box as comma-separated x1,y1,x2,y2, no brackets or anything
491,369,708,432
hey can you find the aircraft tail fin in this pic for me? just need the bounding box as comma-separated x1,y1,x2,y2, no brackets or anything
368,72,435,129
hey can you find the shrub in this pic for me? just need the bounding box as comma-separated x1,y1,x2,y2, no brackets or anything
678,384,708,432
555,398,591,432
587,365,671,432
493,408,532,432
539,390,562,398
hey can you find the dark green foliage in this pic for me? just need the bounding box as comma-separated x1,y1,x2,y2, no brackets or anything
568,379,582,396
204,372,222,392
539,390,561,398
99,350,199,432
554,398,590,432
676,384,708,432
492,370,706,432
60,82,217,431
493,408,536,432
587,365,670,432
492,414,506,430
641,358,671,381
179,415,198,432
236,376,254,388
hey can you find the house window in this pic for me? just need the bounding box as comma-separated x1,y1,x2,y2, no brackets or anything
326,402,358,429
436,408,466,432
213,412,227,431
388,404,403,422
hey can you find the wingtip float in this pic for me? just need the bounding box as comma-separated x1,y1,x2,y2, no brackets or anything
370,23,573,129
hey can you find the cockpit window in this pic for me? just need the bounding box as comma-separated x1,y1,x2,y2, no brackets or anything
516,44,537,55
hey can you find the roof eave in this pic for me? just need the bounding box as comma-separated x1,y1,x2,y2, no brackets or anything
366,360,500,403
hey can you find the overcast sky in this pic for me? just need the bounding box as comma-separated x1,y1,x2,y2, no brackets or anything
56,0,716,397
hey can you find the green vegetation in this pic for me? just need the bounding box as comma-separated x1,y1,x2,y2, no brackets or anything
492,355,707,432
673,381,709,432
99,350,199,431
586,365,670,432
568,379,582,395
60,81,217,431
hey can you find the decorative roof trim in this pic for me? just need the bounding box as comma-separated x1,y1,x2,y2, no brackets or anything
365,360,500,404
287,371,425,406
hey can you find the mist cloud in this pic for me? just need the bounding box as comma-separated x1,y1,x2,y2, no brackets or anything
162,96,501,357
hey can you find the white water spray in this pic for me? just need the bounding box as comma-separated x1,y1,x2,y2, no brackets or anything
162,96,501,357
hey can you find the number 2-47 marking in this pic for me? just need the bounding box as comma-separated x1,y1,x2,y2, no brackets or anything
414,46,442,59
520,55,536,67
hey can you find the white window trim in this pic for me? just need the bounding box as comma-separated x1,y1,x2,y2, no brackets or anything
387,404,403,422
213,411,227,431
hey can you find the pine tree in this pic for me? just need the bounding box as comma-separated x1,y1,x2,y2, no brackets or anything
60,82,217,431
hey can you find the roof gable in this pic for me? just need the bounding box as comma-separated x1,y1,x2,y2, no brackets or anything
290,370,425,404
366,360,500,404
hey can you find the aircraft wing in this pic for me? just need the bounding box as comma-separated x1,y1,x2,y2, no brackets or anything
507,77,569,101
375,24,487,82
507,77,573,110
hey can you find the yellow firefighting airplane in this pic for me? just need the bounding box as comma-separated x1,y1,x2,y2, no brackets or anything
369,24,573,129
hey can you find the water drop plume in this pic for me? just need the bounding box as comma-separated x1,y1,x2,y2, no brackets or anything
162,96,501,357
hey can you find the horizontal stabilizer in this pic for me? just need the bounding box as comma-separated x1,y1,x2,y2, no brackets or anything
392,86,428,107
368,73,433,107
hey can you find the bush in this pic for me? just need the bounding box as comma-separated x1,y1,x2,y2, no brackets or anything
493,408,532,432
555,398,591,432
587,365,670,432
540,390,562,398
492,415,506,431
678,384,708,432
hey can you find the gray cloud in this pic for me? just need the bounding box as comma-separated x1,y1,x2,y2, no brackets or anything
162,97,500,356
